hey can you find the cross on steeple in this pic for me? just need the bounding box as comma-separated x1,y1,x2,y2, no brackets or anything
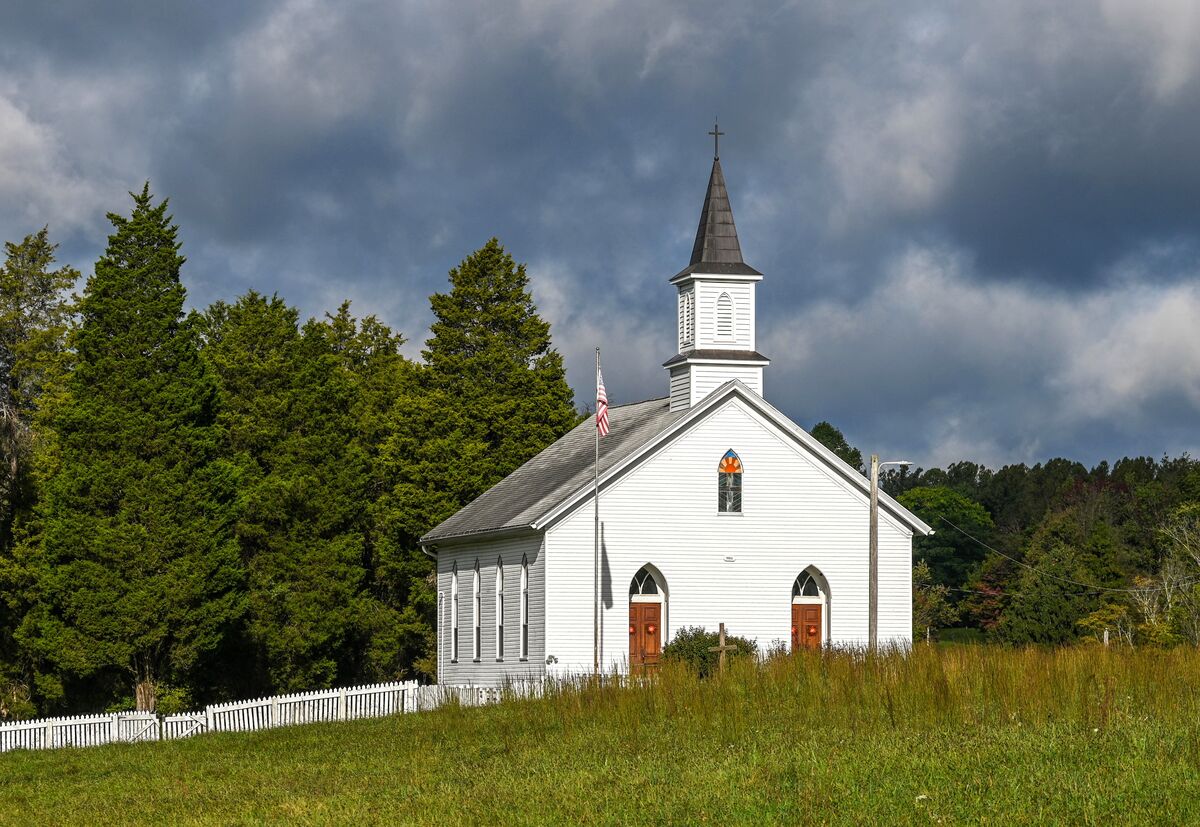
708,119,725,159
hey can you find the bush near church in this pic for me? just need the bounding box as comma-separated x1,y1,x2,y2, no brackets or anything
662,626,758,678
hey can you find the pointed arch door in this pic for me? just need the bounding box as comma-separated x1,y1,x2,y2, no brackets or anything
791,570,827,651
629,566,665,673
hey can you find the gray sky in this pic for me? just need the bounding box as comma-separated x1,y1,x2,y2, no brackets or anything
3,0,1199,469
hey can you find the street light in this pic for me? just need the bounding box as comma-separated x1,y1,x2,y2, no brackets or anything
869,455,911,652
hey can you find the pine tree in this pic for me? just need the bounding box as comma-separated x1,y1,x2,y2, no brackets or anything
810,421,863,473
0,229,76,717
0,228,76,546
16,186,241,711
425,239,578,485
201,294,405,692
371,239,577,678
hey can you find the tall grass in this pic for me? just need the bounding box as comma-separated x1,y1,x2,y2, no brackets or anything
4,645,1200,825
518,643,1200,733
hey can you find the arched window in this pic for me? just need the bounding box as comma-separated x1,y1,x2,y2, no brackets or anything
716,292,734,339
629,566,660,596
495,557,505,660
472,561,481,661
718,450,742,513
793,573,821,598
520,555,529,660
450,563,459,663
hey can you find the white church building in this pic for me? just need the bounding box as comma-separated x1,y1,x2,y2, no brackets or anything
421,150,932,684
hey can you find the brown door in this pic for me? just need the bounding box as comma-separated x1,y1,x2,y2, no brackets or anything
791,603,822,651
629,603,662,673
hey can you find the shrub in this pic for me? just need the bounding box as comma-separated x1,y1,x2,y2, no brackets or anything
662,626,757,678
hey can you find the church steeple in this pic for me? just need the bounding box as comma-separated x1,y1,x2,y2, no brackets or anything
689,158,746,269
665,130,769,412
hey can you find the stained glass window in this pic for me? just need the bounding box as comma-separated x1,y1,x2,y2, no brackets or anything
718,450,742,513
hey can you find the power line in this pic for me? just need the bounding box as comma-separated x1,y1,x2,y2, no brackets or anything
935,515,1199,595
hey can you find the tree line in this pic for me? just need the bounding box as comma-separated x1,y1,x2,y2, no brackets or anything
0,186,578,718
4,185,1199,719
812,423,1200,646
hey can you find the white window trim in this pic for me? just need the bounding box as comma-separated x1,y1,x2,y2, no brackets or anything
495,557,505,662
520,557,529,661
472,562,481,662
718,451,743,514
450,565,459,663
716,291,734,340
679,289,695,349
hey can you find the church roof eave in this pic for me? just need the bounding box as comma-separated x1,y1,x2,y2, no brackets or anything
421,381,932,548
669,262,763,284
662,349,770,368
419,396,683,547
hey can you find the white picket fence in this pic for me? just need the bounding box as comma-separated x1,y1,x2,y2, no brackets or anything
0,711,159,752
0,679,541,753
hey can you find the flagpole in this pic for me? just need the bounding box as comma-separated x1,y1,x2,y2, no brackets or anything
593,347,600,675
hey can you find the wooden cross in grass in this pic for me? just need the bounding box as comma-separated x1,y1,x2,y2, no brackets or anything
708,623,739,673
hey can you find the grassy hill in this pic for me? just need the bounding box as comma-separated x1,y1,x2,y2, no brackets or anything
3,646,1200,825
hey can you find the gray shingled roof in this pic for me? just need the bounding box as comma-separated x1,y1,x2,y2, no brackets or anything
421,397,684,545
673,158,762,281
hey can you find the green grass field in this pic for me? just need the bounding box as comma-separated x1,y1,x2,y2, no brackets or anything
3,645,1200,825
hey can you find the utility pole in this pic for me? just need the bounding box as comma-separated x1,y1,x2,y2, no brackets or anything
869,454,879,653
869,455,910,654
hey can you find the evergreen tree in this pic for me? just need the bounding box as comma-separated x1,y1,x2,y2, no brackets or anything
912,559,957,642
810,421,863,473
995,512,1102,645
0,228,75,717
898,486,995,590
200,294,408,692
371,239,577,678
0,228,76,547
422,238,578,497
16,186,241,711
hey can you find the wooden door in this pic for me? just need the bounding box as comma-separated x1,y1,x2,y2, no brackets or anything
629,603,662,673
791,603,822,651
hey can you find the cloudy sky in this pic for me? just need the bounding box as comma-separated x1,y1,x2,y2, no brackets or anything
4,0,1200,469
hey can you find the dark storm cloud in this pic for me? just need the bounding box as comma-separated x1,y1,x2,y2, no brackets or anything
2,0,1199,468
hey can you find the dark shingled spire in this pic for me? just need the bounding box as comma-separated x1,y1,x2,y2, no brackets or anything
673,157,762,280
690,158,742,265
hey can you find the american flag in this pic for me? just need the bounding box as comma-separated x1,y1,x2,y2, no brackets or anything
596,368,610,436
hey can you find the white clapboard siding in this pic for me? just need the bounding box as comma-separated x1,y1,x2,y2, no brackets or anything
544,396,915,676
669,366,691,412
695,282,755,350
688,364,763,404
437,534,547,687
